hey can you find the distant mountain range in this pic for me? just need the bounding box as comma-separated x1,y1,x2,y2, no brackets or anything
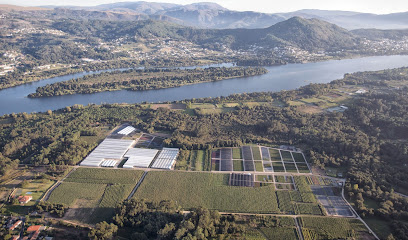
26,1,408,30
1,2,408,30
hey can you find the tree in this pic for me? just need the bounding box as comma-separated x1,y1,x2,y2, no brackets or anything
88,222,118,240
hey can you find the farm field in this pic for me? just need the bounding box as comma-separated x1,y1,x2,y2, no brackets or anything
134,171,280,213
232,148,242,159
47,168,144,223
299,217,370,240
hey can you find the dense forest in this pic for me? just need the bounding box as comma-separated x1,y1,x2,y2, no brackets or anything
1,67,408,238
28,67,268,97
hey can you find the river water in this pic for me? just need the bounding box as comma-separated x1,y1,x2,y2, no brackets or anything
1,55,408,116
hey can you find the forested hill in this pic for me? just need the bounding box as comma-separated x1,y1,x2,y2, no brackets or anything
50,17,360,51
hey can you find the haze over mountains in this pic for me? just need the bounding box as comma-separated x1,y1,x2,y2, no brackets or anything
29,1,408,30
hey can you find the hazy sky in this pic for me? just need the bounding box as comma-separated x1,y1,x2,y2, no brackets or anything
2,0,408,14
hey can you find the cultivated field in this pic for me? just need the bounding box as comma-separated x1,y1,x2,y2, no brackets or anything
134,171,280,213
47,168,144,223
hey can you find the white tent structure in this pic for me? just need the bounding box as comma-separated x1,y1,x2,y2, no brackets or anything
123,148,159,168
118,126,136,135
80,139,135,167
151,148,179,170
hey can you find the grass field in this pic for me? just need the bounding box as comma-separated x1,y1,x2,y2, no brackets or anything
252,147,262,160
48,182,106,206
19,179,55,206
363,216,392,239
134,171,280,213
232,148,242,159
233,160,244,171
254,161,264,172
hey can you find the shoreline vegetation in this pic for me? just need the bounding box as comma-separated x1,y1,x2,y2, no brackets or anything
28,67,268,97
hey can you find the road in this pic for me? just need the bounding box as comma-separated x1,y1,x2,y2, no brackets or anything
341,181,380,240
41,167,78,202
127,171,148,199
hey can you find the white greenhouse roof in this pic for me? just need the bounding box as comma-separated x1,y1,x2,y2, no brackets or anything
151,148,179,170
80,139,135,167
118,126,136,135
123,148,159,168
101,159,117,167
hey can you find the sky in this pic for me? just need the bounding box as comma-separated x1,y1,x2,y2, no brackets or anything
1,0,408,14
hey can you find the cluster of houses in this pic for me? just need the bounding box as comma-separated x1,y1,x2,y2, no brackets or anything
4,217,49,240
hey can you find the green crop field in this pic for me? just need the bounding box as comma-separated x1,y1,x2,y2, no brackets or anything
48,182,106,206
233,160,244,171
296,163,310,173
269,149,281,161
260,227,298,240
299,217,369,240
134,171,279,213
285,163,298,173
272,162,285,172
292,152,305,162
252,147,262,160
254,161,264,172
66,168,144,185
48,168,144,223
280,151,294,162
232,148,242,159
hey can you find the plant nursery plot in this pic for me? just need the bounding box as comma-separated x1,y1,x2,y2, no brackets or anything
212,160,220,171
251,147,262,160
269,149,281,161
244,161,255,171
260,147,270,160
263,163,273,172
232,148,242,159
272,162,285,172
220,148,232,159
292,152,306,163
135,171,279,213
284,163,298,173
280,150,294,162
296,163,310,173
256,175,274,182
220,159,233,171
254,161,264,172
274,175,293,183
296,203,323,215
242,146,253,160
233,160,244,171
212,150,220,159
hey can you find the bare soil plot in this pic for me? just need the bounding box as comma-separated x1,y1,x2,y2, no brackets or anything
260,147,270,161
242,146,253,161
244,161,255,171
134,134,154,147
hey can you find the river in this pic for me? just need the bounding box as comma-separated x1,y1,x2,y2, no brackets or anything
1,55,408,116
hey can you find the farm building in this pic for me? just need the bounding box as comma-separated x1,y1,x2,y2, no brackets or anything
151,148,179,170
17,195,32,204
117,126,136,135
80,139,135,167
123,148,159,168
